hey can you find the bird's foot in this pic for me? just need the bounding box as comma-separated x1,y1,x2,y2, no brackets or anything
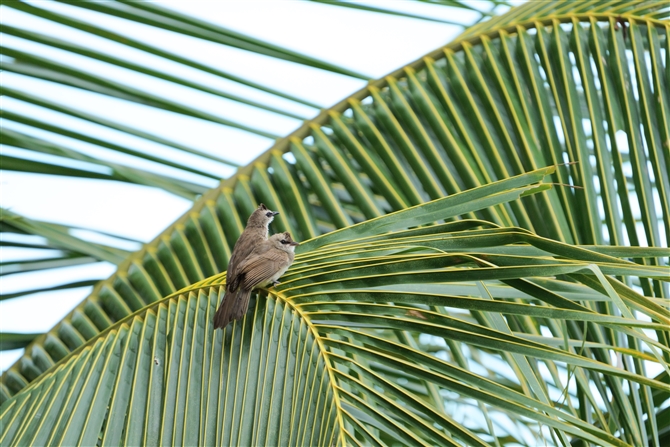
271,280,281,287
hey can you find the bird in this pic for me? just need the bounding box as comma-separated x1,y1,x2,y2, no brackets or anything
214,231,299,329
213,203,279,329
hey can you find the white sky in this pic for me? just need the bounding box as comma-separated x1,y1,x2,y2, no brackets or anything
0,1,494,371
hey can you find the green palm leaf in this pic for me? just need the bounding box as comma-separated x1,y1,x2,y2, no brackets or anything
2,0,669,444
5,0,666,386
1,188,667,445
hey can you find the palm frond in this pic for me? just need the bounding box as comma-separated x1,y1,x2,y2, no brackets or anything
1,0,501,306
3,0,668,402
1,190,667,445
2,1,669,443
1,208,131,266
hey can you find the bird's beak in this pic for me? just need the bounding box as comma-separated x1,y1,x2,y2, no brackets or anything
289,241,300,246
272,211,280,216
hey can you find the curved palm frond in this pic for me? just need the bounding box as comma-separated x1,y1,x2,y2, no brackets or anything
1,184,668,446
4,1,667,395
0,0,502,303
460,0,670,37
0,207,141,304
2,1,669,444
1,0,496,183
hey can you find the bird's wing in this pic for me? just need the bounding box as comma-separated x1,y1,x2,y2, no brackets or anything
238,249,290,290
226,230,269,290
226,234,251,284
228,241,275,291
228,233,256,270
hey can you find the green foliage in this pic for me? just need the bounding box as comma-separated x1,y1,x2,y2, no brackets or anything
1,1,669,445
3,179,668,445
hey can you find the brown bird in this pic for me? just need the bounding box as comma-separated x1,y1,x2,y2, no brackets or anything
214,232,299,329
213,203,279,329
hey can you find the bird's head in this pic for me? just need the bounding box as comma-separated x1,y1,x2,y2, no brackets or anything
271,231,300,252
247,203,279,228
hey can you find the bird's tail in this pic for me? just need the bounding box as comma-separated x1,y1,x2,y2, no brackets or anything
213,288,235,329
213,288,252,330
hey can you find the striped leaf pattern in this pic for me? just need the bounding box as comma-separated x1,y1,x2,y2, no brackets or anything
4,7,668,396
0,0,503,199
1,197,669,445
460,0,670,38
0,290,336,447
3,1,517,313
2,2,670,445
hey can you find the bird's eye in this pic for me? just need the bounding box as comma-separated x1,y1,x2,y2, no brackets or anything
280,240,288,244
266,212,273,217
